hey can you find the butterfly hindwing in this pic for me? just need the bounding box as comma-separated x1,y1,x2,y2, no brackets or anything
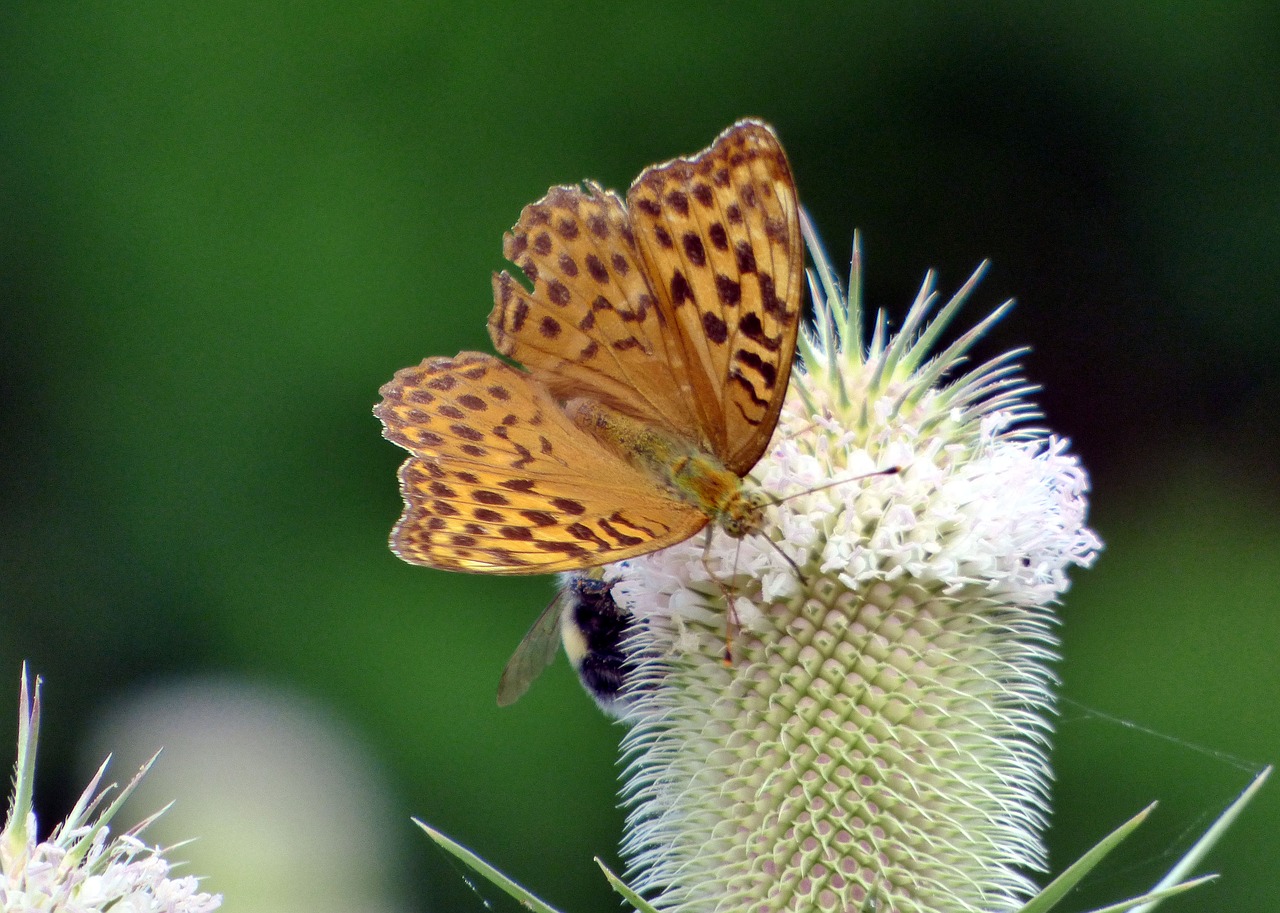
376,352,708,574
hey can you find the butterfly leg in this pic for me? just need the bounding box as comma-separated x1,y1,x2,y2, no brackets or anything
696,527,743,665
760,534,806,584
776,414,826,444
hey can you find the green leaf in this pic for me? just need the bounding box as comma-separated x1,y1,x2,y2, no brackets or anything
1,667,39,860
595,858,662,913
1126,765,1271,913
414,819,565,913
1019,765,1271,913
1018,803,1156,913
1078,875,1215,913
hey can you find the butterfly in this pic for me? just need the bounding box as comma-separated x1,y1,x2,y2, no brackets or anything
375,119,803,581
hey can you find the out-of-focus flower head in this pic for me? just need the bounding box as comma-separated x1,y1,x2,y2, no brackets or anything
0,668,221,913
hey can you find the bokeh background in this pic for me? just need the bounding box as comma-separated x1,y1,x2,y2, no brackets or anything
2,3,1277,911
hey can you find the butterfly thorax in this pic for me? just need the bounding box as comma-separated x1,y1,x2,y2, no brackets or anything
565,398,767,540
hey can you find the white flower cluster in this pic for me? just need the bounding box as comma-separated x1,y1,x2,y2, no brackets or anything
1,671,220,913
2,832,219,913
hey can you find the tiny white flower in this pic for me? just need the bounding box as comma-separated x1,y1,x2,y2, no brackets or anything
606,226,1100,913
0,669,221,913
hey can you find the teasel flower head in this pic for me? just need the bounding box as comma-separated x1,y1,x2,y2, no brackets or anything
0,668,222,913
606,222,1101,913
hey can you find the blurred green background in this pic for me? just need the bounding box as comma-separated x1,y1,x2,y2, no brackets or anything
2,2,1277,911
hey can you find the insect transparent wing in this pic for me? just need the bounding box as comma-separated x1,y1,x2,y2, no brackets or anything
496,586,567,707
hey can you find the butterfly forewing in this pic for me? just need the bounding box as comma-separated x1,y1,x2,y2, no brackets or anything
489,183,702,441
627,120,803,474
487,120,802,472
376,352,707,573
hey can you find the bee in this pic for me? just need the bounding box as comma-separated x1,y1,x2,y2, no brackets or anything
497,571,635,717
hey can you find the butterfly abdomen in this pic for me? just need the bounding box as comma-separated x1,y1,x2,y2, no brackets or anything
565,397,766,539
668,453,767,539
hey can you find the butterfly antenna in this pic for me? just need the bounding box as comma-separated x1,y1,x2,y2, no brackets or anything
768,465,902,508
757,466,902,584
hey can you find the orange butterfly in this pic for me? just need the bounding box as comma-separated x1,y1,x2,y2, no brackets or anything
376,120,801,577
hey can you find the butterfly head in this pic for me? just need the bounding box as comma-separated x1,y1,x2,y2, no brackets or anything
721,487,770,539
